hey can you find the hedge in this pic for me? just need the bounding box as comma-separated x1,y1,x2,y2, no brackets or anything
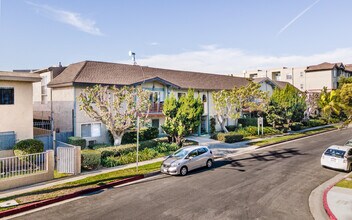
290,122,303,131
238,118,258,127
216,132,244,143
13,139,44,156
236,126,282,137
108,127,159,145
99,141,179,167
81,150,101,170
225,125,237,132
68,137,86,149
303,119,327,128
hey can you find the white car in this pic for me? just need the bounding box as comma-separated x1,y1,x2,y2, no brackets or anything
321,145,352,171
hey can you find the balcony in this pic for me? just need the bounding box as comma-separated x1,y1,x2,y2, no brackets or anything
150,102,163,114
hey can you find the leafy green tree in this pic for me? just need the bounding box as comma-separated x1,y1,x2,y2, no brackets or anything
162,90,204,146
318,87,342,123
212,81,268,132
267,84,306,127
339,83,352,125
338,76,352,88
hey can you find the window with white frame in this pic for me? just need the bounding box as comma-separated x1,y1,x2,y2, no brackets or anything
81,123,101,138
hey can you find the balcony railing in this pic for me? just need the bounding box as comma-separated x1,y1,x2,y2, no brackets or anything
150,102,163,114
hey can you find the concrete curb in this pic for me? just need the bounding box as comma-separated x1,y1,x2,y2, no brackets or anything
322,171,352,220
0,173,154,218
256,126,337,149
323,184,338,220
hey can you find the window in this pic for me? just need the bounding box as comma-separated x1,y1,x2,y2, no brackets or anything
286,75,292,80
0,87,14,105
333,69,337,77
202,94,207,102
187,150,198,158
177,92,185,99
198,148,207,155
324,149,345,158
81,123,101,138
152,119,159,128
300,84,304,90
300,72,304,77
249,73,258,78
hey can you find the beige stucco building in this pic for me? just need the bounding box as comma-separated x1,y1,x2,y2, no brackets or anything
0,71,41,146
240,62,352,92
43,61,282,146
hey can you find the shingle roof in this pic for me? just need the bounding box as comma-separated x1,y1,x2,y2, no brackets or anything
48,61,250,90
306,62,342,72
251,77,294,89
345,64,352,72
274,80,291,89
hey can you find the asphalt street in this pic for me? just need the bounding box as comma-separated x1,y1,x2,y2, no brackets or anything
14,128,352,220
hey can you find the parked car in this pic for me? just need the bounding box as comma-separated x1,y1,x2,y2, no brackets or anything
321,145,352,171
161,146,214,176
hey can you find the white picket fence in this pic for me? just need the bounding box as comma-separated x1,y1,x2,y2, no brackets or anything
0,152,48,179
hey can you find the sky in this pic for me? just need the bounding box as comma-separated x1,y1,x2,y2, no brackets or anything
1,0,352,74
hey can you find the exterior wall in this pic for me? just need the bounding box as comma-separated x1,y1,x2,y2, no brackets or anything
259,81,275,96
52,87,75,132
33,71,52,119
74,87,110,145
0,81,34,140
0,150,54,191
305,70,333,92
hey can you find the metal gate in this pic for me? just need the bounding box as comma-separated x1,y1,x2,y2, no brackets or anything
57,147,75,174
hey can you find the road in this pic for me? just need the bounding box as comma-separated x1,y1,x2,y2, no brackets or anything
14,128,351,220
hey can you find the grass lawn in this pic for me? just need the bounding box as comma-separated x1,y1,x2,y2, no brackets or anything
336,176,352,189
0,161,162,212
248,126,337,147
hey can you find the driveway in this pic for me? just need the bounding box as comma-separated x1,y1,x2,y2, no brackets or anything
13,128,351,220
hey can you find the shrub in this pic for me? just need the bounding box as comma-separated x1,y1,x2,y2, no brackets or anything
210,117,216,134
81,150,101,170
225,125,237,132
13,139,44,156
290,122,303,131
68,137,86,149
303,119,327,128
216,132,244,143
210,132,218,140
236,126,282,137
108,127,159,145
238,118,258,127
101,148,161,167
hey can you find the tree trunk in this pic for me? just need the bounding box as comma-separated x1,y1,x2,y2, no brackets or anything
113,132,124,146
216,114,228,133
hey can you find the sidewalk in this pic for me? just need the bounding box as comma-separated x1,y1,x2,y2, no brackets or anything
327,185,352,220
186,124,335,157
0,157,164,199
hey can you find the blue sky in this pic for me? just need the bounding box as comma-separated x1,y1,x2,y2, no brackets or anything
1,0,352,73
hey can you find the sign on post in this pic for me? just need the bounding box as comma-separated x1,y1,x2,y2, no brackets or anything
258,117,264,136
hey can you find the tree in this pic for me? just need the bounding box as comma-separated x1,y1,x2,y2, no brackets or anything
212,81,268,132
267,84,306,127
304,92,320,119
318,87,342,123
79,85,150,146
162,90,204,146
338,76,352,88
339,83,352,125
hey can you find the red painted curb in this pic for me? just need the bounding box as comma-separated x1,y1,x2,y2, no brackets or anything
323,184,338,220
0,175,144,218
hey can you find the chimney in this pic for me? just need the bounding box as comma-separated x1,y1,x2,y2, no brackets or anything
58,62,62,67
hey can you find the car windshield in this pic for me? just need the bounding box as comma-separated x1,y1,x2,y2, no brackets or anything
345,140,352,146
172,148,189,159
324,149,346,158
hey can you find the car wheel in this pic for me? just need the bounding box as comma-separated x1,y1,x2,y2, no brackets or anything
206,159,213,168
180,166,188,176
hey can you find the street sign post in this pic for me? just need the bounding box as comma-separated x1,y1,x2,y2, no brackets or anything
258,117,264,136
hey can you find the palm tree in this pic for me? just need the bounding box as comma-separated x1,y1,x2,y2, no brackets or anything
318,87,342,123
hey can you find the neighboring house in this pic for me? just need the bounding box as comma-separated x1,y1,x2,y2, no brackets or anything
251,77,293,96
241,62,352,92
0,71,41,155
47,60,254,146
32,64,66,123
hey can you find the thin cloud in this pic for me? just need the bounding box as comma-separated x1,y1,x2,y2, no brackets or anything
118,46,352,74
277,0,321,36
150,42,159,46
26,1,103,36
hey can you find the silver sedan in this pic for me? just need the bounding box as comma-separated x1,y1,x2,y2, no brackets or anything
161,145,214,176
